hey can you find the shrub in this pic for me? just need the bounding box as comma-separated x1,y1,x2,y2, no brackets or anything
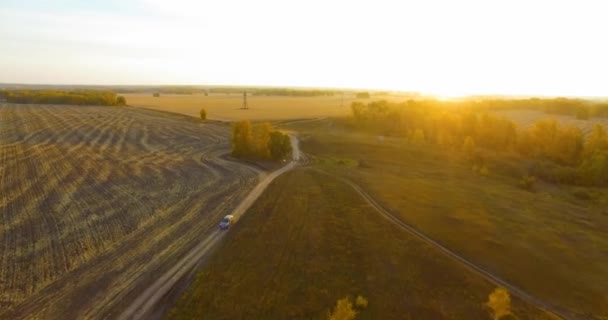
200,108,207,120
268,131,292,160
153,92,160,97
327,297,357,320
486,287,511,320
354,295,368,309
519,175,537,191
116,96,127,106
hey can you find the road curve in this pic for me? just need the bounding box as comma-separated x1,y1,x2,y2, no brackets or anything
118,135,300,320
312,169,584,320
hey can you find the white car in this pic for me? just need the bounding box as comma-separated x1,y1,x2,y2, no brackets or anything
219,215,234,230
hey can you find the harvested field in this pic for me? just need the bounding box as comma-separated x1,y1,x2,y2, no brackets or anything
124,93,408,121
494,109,608,134
0,103,258,319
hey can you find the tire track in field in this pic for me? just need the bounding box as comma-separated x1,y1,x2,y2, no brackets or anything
312,168,585,320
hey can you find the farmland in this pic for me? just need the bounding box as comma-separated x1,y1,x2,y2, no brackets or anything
124,93,410,121
494,109,608,136
0,103,259,319
167,168,556,320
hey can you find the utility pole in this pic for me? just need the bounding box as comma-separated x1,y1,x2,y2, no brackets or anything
241,90,249,110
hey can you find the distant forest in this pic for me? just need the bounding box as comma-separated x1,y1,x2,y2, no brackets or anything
0,90,126,106
253,88,338,97
350,99,608,186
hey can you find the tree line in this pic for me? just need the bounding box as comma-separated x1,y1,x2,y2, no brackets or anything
0,90,126,106
232,121,292,161
253,88,338,97
351,100,608,186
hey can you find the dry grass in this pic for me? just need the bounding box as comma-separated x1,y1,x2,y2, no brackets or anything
124,93,407,121
0,103,258,319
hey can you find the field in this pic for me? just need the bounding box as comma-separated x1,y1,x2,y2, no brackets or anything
124,93,409,121
494,109,608,135
283,119,608,319
168,168,555,320
0,103,259,319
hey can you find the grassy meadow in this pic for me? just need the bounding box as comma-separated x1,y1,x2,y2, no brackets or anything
283,118,608,319
124,93,409,121
167,169,555,320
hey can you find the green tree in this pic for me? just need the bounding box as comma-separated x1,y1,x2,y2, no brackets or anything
252,122,272,159
579,151,608,186
116,96,126,106
584,124,608,156
200,108,207,120
269,131,292,160
327,297,357,320
231,121,253,157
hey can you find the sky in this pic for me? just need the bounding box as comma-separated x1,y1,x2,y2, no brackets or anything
0,0,606,97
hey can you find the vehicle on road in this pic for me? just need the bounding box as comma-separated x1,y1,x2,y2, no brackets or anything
219,215,235,230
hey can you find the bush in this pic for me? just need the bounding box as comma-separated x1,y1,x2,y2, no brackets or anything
355,92,370,99
200,108,207,120
232,121,291,161
327,297,357,320
519,175,537,191
153,92,160,97
486,287,511,320
116,96,127,106
354,296,368,309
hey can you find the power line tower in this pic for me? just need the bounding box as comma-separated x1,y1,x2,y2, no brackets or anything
241,90,249,110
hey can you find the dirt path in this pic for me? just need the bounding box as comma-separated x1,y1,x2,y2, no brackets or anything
313,169,584,320
118,135,301,320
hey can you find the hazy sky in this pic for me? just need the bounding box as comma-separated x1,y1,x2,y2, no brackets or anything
1,0,606,96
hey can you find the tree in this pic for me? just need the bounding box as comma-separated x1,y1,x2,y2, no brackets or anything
579,151,608,186
231,121,253,157
486,287,511,320
463,136,476,159
584,124,608,156
269,131,292,160
356,92,370,99
252,122,272,159
116,96,126,106
153,92,160,97
200,108,207,120
327,297,357,320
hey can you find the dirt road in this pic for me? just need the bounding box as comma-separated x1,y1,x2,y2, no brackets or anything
118,135,301,320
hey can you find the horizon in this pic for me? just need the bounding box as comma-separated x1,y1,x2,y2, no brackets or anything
1,0,607,97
